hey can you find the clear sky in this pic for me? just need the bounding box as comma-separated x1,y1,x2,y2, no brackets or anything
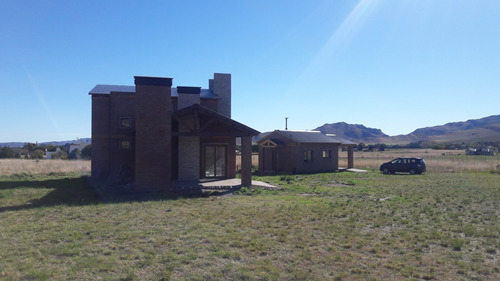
1,0,499,142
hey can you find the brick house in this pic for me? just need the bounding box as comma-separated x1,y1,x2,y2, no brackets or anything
89,73,259,191
257,130,355,174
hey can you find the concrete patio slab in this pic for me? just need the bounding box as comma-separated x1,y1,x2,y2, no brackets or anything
172,178,276,190
346,168,368,173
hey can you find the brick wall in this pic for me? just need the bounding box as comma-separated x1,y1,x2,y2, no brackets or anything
178,136,200,181
134,76,173,190
212,73,231,117
91,95,110,179
108,93,136,181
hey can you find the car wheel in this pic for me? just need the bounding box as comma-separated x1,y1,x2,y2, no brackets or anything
383,168,390,174
409,169,416,175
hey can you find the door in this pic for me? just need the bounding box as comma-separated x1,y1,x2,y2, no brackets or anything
204,145,227,178
262,147,276,173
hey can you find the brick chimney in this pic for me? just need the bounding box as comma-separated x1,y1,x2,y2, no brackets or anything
177,86,201,110
176,86,201,181
134,76,173,190
210,73,231,118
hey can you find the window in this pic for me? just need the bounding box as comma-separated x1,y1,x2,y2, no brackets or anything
322,150,331,158
204,145,226,177
120,117,132,129
304,150,313,162
120,140,131,150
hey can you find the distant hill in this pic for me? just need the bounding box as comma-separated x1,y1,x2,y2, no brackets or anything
314,122,389,143
405,115,500,144
0,142,25,148
411,115,500,136
314,115,500,144
0,138,91,148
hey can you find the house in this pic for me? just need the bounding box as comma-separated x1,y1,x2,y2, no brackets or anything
45,147,61,159
257,130,355,174
466,147,497,156
89,73,259,191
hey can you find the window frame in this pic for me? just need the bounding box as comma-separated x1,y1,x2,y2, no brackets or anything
119,117,132,129
304,150,313,162
120,139,131,150
322,150,331,158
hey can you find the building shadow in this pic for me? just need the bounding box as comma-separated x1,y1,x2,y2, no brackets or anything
0,176,258,213
0,176,99,212
89,178,243,203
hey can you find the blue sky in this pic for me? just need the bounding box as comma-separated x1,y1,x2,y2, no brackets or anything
1,0,499,142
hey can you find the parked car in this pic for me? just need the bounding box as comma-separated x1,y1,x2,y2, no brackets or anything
380,157,426,175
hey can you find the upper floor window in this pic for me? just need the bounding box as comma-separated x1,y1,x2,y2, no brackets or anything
120,117,132,129
120,140,131,150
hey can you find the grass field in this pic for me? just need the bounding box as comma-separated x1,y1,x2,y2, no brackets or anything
1,155,499,280
0,159,90,177
341,149,500,173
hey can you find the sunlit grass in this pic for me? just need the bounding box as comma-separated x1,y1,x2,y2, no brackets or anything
1,157,499,280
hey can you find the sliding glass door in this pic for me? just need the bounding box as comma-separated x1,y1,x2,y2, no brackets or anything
204,145,226,178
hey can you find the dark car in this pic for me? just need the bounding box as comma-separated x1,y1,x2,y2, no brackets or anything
380,157,426,175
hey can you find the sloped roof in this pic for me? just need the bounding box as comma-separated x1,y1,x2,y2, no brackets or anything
257,130,356,145
326,134,356,145
172,104,259,137
278,130,341,144
261,130,341,144
89,85,135,94
253,131,272,143
89,85,217,98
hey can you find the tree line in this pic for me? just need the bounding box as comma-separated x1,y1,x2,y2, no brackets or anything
356,141,500,151
0,143,91,160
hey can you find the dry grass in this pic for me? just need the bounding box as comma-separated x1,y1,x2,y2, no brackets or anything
242,149,500,173
235,153,259,170
340,149,500,173
0,159,90,177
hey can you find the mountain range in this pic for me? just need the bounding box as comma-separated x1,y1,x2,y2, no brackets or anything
314,115,500,144
2,116,499,147
0,138,91,148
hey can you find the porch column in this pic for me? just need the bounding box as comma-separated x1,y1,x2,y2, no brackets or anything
347,146,354,169
241,136,252,187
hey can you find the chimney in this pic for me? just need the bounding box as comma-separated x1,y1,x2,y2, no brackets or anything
176,86,202,181
134,76,173,191
177,86,201,110
212,73,231,118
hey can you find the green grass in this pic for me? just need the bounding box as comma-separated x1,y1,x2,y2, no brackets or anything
1,171,499,280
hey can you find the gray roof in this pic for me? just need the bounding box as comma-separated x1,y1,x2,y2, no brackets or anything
89,85,217,98
276,130,342,144
173,88,217,98
326,134,356,145
89,85,135,94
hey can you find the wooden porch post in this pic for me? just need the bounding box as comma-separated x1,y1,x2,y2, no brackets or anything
241,136,252,187
347,146,354,169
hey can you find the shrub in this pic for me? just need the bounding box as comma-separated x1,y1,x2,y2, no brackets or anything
32,149,45,159
81,144,91,160
69,148,81,160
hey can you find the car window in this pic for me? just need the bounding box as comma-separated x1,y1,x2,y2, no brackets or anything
392,159,400,164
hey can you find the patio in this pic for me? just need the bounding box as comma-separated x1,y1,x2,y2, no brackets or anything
172,178,277,191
